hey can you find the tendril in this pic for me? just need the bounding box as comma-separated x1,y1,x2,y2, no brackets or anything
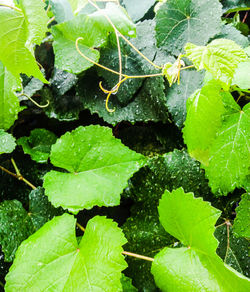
17,92,49,108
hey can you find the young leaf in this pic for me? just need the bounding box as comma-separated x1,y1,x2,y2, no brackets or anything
0,130,16,155
5,214,127,291
44,125,146,213
205,102,250,195
0,62,22,130
151,188,250,291
17,129,57,163
155,0,222,55
232,60,250,89
183,80,226,165
0,4,48,82
185,39,247,84
233,193,250,238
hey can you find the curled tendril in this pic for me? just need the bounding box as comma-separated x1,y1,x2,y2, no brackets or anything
18,93,49,108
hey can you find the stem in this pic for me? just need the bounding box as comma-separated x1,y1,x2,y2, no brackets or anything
180,65,195,70
0,4,22,12
17,92,49,108
0,162,36,190
11,158,21,177
122,251,154,262
76,222,85,232
47,16,55,26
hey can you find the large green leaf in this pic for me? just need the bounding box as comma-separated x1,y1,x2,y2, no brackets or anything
0,130,16,155
183,80,226,165
155,0,222,55
166,69,204,128
215,224,250,276
52,2,136,74
17,128,57,163
0,3,48,82
151,188,250,291
185,39,247,85
232,60,250,89
233,193,250,238
44,125,146,213
5,214,127,291
0,62,22,130
205,102,250,195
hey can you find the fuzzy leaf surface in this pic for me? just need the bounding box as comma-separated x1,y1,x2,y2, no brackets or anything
44,125,146,213
185,39,247,84
151,188,250,291
0,4,47,82
17,129,57,163
233,193,250,238
183,80,226,165
205,101,250,195
0,62,21,130
0,130,16,155
155,0,222,55
5,214,127,291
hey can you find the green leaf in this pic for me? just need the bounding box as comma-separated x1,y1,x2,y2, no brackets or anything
183,80,227,165
122,0,156,22
233,193,250,238
232,60,250,89
151,188,250,292
0,4,48,82
185,39,247,84
215,224,250,276
0,61,22,130
49,0,74,23
0,200,34,262
121,274,138,292
5,214,127,291
205,102,250,195
76,71,169,125
221,0,250,13
17,128,57,163
155,0,222,55
44,125,146,213
166,69,204,128
52,2,136,74
0,130,16,155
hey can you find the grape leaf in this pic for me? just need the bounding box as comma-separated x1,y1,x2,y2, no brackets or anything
52,2,136,74
151,188,250,291
215,224,250,276
0,3,48,82
121,274,137,292
232,60,250,89
122,0,156,21
0,200,34,262
185,39,247,85
205,101,250,195
155,0,222,56
183,80,227,165
0,130,16,155
43,125,146,213
17,128,57,163
5,214,127,291
233,193,250,238
166,69,204,128
0,61,22,130
49,0,74,23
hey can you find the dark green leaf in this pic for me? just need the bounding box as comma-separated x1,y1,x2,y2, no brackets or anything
155,0,222,55
121,274,138,292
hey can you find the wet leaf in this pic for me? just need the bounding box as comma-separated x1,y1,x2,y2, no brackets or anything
0,130,16,155
232,60,250,89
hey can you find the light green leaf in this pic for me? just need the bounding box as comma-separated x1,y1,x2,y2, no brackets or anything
0,200,34,262
17,128,57,163
0,130,16,154
232,61,250,89
233,193,250,238
121,274,138,292
122,0,156,22
185,39,247,84
151,188,250,292
162,59,185,86
52,2,136,74
183,80,226,165
205,102,250,195
5,214,127,291
0,61,22,130
0,4,48,82
155,0,222,55
44,125,146,213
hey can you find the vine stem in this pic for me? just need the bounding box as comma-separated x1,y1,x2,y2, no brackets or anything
17,92,49,108
0,4,21,12
0,160,36,190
